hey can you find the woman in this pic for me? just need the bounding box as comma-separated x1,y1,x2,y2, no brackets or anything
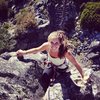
16,30,84,97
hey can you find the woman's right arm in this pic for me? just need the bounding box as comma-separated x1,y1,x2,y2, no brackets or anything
16,42,49,56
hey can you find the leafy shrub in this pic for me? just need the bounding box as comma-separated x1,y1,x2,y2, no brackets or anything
0,27,9,51
0,26,16,53
15,7,37,32
2,22,10,29
80,2,100,32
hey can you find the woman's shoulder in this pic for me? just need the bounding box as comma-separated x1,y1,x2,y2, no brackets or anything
42,42,50,51
65,50,72,56
42,42,50,47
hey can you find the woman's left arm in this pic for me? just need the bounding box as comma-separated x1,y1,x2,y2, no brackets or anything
65,51,84,78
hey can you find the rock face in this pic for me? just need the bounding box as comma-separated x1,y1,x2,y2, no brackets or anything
0,52,45,100
0,52,100,100
0,0,100,99
47,0,76,31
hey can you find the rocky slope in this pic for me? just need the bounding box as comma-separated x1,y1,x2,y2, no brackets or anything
0,52,45,100
0,50,100,100
0,0,100,100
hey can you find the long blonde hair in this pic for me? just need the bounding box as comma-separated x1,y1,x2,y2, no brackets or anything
48,30,69,58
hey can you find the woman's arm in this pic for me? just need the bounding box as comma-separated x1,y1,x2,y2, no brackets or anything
16,42,49,56
65,51,84,78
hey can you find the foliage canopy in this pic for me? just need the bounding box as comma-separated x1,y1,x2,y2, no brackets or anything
80,2,100,32
15,7,37,32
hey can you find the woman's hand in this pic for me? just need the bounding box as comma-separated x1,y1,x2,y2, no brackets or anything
16,49,26,56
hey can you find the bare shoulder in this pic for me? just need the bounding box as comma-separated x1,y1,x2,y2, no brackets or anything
41,42,50,50
42,42,49,46
65,50,72,57
42,42,50,47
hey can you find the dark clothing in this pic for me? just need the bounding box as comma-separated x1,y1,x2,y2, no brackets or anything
39,67,53,92
39,64,80,93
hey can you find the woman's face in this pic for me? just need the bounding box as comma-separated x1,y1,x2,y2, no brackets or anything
49,38,61,52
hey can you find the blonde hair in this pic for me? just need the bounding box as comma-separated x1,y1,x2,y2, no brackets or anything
48,30,69,58
48,30,67,42
48,30,74,58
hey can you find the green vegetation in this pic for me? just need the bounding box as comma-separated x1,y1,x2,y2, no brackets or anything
2,22,10,29
15,7,37,32
0,27,9,52
0,26,16,53
80,2,100,32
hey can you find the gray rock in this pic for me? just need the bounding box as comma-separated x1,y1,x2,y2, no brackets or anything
0,52,100,100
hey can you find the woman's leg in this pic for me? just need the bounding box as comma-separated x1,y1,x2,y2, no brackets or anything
39,67,53,92
63,72,81,100
58,72,80,100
